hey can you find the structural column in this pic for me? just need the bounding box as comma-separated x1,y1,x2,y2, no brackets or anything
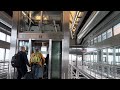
62,11,70,79
8,11,20,79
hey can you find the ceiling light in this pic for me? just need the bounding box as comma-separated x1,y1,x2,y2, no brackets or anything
22,11,26,16
43,16,49,20
35,16,41,20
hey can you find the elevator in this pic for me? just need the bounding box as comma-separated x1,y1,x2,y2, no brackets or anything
9,11,69,79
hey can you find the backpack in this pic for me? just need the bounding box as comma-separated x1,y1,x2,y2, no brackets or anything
31,53,44,66
11,53,20,67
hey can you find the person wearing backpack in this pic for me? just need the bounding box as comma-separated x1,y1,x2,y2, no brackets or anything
30,48,45,79
14,46,30,79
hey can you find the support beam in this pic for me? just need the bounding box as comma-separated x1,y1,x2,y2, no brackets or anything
8,11,20,79
62,11,70,79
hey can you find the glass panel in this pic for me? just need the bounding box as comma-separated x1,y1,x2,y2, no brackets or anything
0,32,6,41
51,41,62,79
108,48,113,65
107,28,112,38
115,47,120,65
69,54,72,64
41,46,47,51
98,35,101,42
94,51,97,62
0,48,5,61
72,54,76,66
42,54,47,58
19,40,29,55
113,23,120,36
77,55,82,66
102,32,107,40
20,11,63,32
103,49,107,63
94,37,97,44
91,39,93,45
6,35,10,43
5,49,10,61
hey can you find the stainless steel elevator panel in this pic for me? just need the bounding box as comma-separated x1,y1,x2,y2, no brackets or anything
48,39,52,79
8,11,20,79
62,11,70,79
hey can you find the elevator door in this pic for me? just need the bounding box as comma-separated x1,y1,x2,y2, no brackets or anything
51,41,62,79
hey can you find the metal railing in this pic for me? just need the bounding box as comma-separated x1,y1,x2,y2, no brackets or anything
0,61,9,79
68,64,96,79
81,61,120,79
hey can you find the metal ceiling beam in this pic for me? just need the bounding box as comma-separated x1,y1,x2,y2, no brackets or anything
75,11,88,34
77,11,110,44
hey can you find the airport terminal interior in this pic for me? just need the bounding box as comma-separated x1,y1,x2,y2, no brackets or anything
1,11,120,79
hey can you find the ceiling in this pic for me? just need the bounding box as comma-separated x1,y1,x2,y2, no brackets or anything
4,11,13,17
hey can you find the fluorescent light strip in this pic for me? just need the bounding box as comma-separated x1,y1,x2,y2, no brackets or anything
78,11,100,39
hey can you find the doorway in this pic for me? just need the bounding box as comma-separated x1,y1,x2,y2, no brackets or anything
32,40,49,79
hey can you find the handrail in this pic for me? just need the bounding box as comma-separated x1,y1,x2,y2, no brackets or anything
68,64,96,79
0,61,9,79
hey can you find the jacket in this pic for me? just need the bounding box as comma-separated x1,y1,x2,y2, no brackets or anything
30,52,45,67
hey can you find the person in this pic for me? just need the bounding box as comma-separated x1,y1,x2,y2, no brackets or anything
30,48,45,79
16,46,30,79
44,54,49,79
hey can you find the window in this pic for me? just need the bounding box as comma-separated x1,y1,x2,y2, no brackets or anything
102,32,107,40
0,32,6,41
5,49,10,60
69,54,72,64
71,54,76,66
88,41,90,46
0,48,5,61
41,46,47,52
94,37,97,44
41,46,47,58
77,55,82,66
115,46,120,65
42,54,47,58
91,39,93,45
6,35,10,42
102,49,107,63
108,48,113,65
93,51,97,62
107,28,112,38
113,23,120,36
98,35,101,42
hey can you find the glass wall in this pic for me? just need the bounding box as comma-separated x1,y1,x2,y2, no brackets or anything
41,46,47,58
102,32,107,40
0,48,5,61
19,40,29,55
77,55,82,66
94,37,97,44
83,46,120,79
115,46,120,65
6,35,10,43
5,49,10,61
98,35,101,42
102,49,107,64
108,48,114,65
0,32,6,41
113,23,120,36
107,28,112,38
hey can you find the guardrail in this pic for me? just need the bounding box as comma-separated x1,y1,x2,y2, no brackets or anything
68,64,96,79
0,61,9,79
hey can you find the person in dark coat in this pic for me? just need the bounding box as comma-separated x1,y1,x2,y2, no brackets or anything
44,54,49,79
17,46,30,79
